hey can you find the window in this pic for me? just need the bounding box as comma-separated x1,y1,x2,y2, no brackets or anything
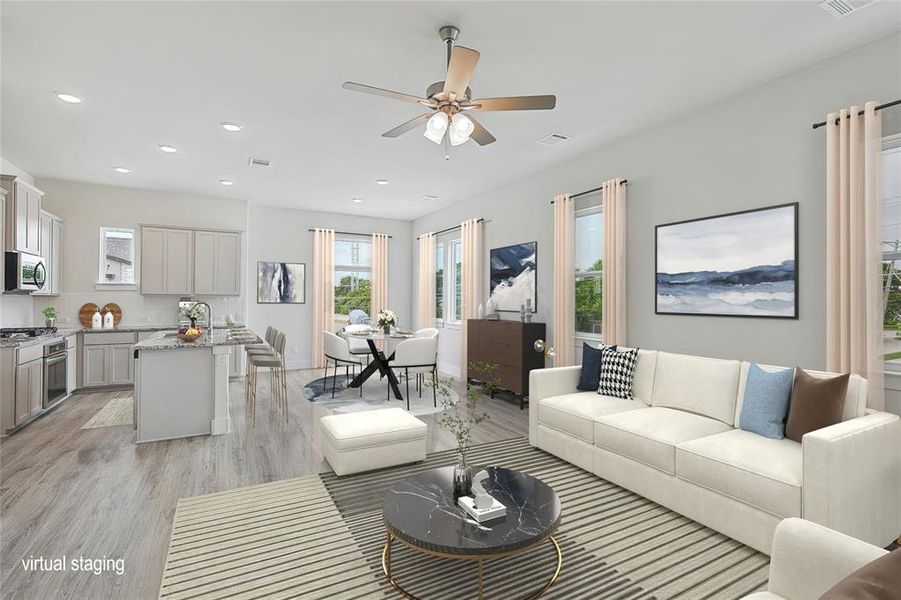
334,238,372,324
575,208,604,336
435,238,462,325
435,244,445,320
99,227,135,284
882,137,901,368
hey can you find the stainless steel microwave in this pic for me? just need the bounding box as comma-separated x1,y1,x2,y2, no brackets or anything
4,251,46,293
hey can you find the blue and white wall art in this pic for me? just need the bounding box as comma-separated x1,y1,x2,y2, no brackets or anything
655,203,798,318
490,241,538,312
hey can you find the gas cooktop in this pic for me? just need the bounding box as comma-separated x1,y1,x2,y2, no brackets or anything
0,327,58,339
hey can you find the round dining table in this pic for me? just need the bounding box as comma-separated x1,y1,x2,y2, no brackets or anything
344,330,414,401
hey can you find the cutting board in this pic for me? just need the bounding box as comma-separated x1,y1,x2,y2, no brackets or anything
102,303,123,326
78,303,100,328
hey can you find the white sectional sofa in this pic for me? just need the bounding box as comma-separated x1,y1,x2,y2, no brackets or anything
529,349,901,554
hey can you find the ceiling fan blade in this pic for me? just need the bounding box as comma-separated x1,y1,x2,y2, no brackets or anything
443,46,480,99
382,113,433,138
467,115,496,146
467,95,557,111
343,82,433,106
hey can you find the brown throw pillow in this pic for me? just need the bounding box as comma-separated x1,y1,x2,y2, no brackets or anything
784,368,849,442
820,549,901,600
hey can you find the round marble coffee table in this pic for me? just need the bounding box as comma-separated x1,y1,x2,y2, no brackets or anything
382,466,561,599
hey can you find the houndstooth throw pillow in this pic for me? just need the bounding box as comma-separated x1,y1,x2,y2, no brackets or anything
598,347,640,399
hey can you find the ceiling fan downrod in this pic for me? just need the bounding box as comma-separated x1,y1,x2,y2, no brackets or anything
439,25,460,68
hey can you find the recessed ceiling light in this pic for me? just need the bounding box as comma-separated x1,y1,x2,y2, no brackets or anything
219,180,234,186
352,198,363,204
54,91,83,104
423,195,438,201
376,179,389,186
113,167,131,174
219,121,242,132
158,144,177,153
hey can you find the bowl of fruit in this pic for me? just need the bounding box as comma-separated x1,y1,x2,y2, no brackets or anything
177,325,203,342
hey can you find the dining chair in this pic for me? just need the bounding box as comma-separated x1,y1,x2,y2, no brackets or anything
323,331,364,398
413,328,439,390
388,336,438,410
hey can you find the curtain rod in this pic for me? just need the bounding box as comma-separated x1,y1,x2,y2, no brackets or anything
811,98,901,130
415,217,485,241
550,179,629,204
307,229,392,238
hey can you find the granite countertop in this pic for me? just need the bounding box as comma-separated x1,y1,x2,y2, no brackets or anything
80,324,175,333
0,329,79,349
133,328,262,351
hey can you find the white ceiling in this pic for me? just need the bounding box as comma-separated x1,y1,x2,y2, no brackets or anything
2,1,899,220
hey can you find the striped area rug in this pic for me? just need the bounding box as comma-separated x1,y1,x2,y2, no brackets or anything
159,438,769,599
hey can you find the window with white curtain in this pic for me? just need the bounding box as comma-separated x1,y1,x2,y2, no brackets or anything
334,237,372,324
434,238,462,326
435,243,445,322
575,207,604,337
881,136,901,370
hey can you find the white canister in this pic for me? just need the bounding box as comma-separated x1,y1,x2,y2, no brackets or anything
91,309,103,330
103,310,115,329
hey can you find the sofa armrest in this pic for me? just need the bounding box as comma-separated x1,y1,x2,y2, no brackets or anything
528,366,582,446
802,412,901,547
762,518,887,600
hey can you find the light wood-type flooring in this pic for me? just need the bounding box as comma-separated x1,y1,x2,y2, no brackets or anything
0,368,528,600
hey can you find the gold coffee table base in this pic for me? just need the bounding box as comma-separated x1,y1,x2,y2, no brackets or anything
381,530,562,600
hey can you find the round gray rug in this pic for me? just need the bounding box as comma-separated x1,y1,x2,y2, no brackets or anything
302,374,454,417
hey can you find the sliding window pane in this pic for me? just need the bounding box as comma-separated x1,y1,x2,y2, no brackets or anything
882,144,901,366
575,211,603,335
436,244,444,320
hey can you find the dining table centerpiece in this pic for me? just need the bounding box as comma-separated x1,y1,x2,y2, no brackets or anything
375,309,398,334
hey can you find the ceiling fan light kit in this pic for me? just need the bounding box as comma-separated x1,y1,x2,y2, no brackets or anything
342,24,556,153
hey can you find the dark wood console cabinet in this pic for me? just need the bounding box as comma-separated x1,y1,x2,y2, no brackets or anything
466,319,546,409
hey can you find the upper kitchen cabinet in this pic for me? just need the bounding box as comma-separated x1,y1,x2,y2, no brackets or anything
1,175,43,255
194,230,241,296
35,210,63,296
140,226,194,295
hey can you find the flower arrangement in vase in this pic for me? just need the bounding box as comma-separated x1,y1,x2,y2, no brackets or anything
376,309,397,334
431,361,499,496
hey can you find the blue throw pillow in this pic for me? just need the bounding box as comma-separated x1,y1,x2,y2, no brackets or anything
577,343,615,391
739,363,795,439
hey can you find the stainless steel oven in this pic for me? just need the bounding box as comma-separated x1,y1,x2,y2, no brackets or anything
43,340,68,409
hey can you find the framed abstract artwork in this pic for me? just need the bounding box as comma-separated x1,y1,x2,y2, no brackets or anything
655,203,798,318
489,241,538,312
257,261,306,304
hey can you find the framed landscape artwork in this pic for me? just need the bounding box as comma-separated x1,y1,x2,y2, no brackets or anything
655,203,798,318
257,261,305,304
489,241,538,312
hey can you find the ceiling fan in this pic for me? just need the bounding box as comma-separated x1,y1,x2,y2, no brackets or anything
342,25,556,148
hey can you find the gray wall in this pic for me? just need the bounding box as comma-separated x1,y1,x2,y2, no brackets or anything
247,204,412,369
412,33,901,382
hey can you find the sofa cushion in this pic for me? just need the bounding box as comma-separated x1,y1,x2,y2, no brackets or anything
739,363,795,439
577,343,612,391
676,429,802,518
651,352,741,425
785,368,850,442
820,549,901,600
539,392,648,443
599,347,640,399
594,407,731,473
613,347,658,405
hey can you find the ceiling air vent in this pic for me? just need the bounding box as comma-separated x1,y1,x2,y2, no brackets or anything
537,132,570,147
248,157,271,167
819,0,876,19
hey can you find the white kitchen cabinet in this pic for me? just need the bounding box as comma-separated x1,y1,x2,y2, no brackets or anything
83,345,109,387
35,211,62,296
108,344,135,385
1,175,43,255
15,358,43,426
194,230,241,296
141,226,194,295
66,347,76,395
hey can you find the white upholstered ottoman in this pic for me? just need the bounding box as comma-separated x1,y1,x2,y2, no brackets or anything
320,408,427,476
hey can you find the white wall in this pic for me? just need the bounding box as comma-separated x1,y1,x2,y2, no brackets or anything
412,33,901,379
32,178,249,328
246,204,412,370
0,158,36,326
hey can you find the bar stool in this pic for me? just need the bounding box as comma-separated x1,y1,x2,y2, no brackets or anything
245,326,276,409
246,331,287,425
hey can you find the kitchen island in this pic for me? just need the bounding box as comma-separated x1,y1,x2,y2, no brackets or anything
132,327,261,443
